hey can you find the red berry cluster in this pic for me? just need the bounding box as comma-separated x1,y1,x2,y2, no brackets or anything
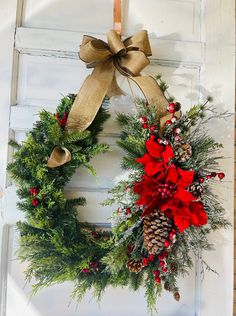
142,229,177,284
140,117,158,139
165,103,180,126
198,171,225,184
29,187,39,206
142,254,155,267
157,183,175,199
82,261,100,274
56,112,68,128
151,251,169,284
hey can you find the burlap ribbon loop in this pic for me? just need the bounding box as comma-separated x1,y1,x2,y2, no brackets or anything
47,29,175,168
47,147,71,168
79,30,151,76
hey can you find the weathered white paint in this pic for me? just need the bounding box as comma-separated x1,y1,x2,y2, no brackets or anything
15,27,204,66
198,0,235,315
0,0,234,315
22,0,201,41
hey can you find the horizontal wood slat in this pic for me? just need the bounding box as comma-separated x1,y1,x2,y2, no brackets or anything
15,27,204,67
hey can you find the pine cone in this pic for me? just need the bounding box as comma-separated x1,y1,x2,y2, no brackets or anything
126,259,144,273
143,210,172,255
176,143,192,162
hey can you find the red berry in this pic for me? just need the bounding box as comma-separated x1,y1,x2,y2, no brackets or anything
150,134,155,140
158,251,168,260
142,123,148,129
29,188,39,196
92,232,98,238
31,199,39,206
140,116,147,123
127,244,134,254
149,254,155,262
174,127,181,134
126,208,132,215
211,172,217,177
206,175,212,180
171,116,177,123
218,172,225,180
165,120,172,126
167,103,176,113
159,260,165,267
55,112,59,120
175,135,181,142
82,268,90,273
164,240,171,248
155,276,161,283
153,270,160,277
162,267,168,273
169,232,176,240
199,177,204,183
157,138,162,144
143,258,149,266
149,125,156,132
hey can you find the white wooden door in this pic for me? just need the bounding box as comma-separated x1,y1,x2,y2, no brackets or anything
0,1,234,315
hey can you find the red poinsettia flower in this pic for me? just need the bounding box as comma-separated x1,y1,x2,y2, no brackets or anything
136,140,174,177
160,199,207,233
134,164,207,232
134,165,194,214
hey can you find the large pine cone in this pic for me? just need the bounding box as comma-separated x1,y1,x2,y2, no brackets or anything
143,210,172,255
126,259,144,273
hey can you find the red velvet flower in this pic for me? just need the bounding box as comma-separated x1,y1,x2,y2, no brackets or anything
134,165,194,215
136,140,174,177
160,199,207,233
134,164,207,232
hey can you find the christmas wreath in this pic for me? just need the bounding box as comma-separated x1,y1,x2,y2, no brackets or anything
7,28,230,313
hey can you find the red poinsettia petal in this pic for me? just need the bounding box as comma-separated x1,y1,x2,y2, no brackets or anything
190,202,208,226
136,153,153,166
160,202,178,220
174,215,191,233
145,161,164,177
174,188,196,203
135,194,153,206
146,140,164,158
162,145,175,167
177,168,194,188
141,195,161,218
165,165,179,184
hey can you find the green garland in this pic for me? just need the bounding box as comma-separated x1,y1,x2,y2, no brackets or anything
7,94,115,297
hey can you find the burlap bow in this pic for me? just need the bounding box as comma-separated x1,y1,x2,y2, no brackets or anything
47,30,180,168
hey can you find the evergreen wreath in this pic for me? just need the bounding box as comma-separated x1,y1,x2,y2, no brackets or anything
8,76,230,313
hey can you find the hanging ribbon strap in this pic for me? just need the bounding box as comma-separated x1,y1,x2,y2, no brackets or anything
114,0,122,34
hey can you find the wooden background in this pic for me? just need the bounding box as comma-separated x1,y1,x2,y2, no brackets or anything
0,1,234,315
